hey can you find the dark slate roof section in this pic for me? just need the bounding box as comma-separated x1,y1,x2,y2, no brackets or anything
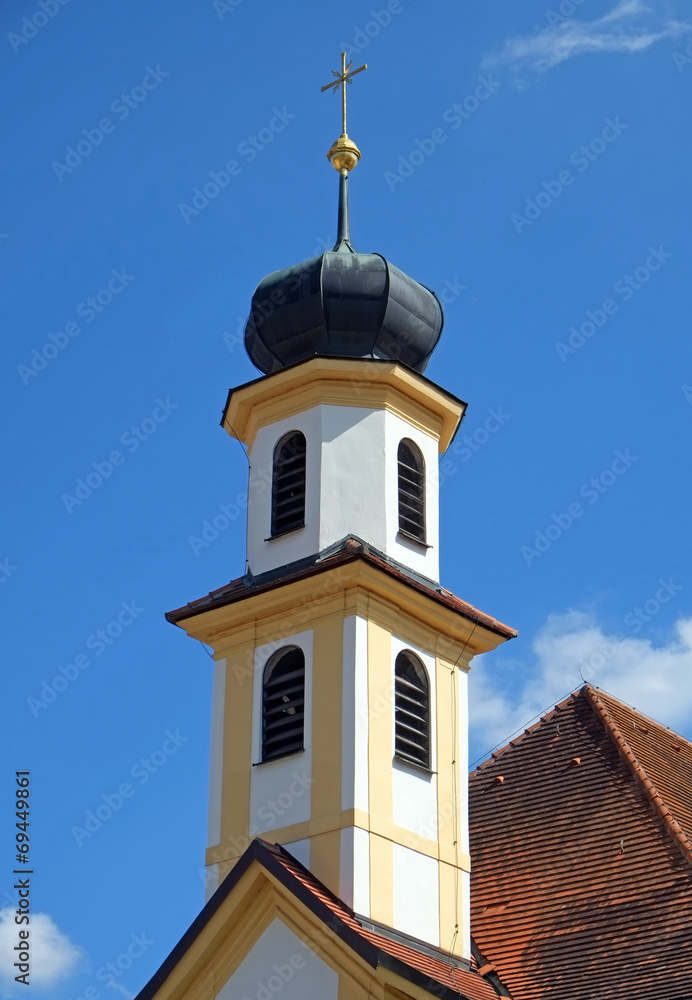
243,249,444,376
469,685,692,1000
134,838,502,1000
165,534,517,641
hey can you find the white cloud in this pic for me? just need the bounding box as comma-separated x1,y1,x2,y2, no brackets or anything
0,908,83,994
469,612,692,760
485,1,692,76
105,982,135,999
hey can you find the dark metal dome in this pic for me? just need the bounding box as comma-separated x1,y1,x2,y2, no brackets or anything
244,173,444,375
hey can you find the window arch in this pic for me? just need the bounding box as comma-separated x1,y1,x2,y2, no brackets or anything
271,431,306,537
397,438,426,542
261,646,305,763
394,650,430,769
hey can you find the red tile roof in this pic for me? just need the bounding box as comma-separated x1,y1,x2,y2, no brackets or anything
166,536,516,640
267,842,502,1000
136,836,501,1000
469,685,692,1000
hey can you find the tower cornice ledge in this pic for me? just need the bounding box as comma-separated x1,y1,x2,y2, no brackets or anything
166,535,516,659
222,356,467,453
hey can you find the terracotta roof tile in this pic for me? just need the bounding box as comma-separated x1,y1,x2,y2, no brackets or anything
166,536,516,640
469,685,692,1000
266,844,501,1000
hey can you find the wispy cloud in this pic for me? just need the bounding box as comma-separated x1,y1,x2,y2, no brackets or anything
469,611,692,761
105,981,136,999
0,908,83,994
485,1,692,76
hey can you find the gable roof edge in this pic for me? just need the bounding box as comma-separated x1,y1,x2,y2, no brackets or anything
585,684,692,869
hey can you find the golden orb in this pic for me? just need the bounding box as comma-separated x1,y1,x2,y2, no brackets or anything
327,134,361,172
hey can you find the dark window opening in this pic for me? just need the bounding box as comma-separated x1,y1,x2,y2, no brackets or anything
398,439,426,542
261,646,305,763
271,431,306,537
394,650,430,770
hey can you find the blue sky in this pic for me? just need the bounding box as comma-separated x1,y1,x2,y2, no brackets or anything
2,0,691,996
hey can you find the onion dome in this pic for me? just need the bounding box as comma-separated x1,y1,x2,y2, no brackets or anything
244,56,443,376
243,196,444,375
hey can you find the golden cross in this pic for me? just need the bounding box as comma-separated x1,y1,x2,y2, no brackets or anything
321,53,367,136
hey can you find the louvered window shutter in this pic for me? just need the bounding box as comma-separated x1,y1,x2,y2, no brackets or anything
397,439,426,542
271,432,306,537
394,651,430,769
262,647,305,762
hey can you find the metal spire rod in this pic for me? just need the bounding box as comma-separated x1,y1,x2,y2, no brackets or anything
336,168,350,246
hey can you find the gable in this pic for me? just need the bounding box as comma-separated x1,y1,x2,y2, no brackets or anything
216,916,338,1000
135,842,499,1000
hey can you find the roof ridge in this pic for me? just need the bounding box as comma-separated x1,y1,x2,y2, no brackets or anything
470,687,581,776
584,684,692,869
593,685,692,749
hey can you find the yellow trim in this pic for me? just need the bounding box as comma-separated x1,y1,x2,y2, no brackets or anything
438,859,469,959
369,833,394,928
176,558,509,659
310,616,344,889
435,656,456,857
207,811,470,871
142,859,407,1000
312,618,345,820
310,829,342,898
218,642,254,853
223,356,465,454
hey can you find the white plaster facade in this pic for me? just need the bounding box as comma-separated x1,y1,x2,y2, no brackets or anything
249,630,313,835
216,917,338,1000
245,403,440,580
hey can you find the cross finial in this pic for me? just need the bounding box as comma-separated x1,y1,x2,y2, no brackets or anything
321,53,367,173
321,53,367,136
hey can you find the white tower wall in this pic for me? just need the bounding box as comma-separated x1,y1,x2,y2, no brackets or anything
246,403,440,580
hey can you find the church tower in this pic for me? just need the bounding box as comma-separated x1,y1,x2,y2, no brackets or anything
167,56,514,968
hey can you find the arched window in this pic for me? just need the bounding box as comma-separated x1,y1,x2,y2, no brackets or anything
261,646,305,763
398,439,426,542
271,431,306,537
394,650,430,769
